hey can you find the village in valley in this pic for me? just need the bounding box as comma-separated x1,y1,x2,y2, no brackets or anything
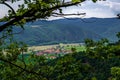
28,43,85,59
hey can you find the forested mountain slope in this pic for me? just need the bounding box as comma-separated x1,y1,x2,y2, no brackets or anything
1,18,119,46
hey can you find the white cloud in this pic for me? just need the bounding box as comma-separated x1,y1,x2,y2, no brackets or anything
98,0,120,11
0,4,8,18
60,0,116,18
45,0,120,19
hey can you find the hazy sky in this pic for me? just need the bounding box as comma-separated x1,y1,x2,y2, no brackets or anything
60,0,120,18
0,0,120,19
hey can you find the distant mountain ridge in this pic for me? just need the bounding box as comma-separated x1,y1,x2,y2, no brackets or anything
1,18,120,46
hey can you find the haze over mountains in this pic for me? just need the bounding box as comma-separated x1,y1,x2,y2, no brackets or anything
3,18,120,46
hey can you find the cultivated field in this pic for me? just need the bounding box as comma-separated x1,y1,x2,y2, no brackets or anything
28,43,85,51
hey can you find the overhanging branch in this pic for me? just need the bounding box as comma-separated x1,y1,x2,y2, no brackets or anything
0,1,82,32
52,12,86,17
0,1,16,14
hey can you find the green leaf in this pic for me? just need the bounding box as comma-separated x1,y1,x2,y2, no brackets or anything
72,0,80,3
92,0,97,2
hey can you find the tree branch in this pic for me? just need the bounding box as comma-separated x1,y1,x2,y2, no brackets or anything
52,12,86,17
0,58,40,76
0,1,24,31
1,1,16,14
0,1,82,32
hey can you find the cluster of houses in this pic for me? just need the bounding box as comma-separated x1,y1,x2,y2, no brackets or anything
36,47,72,59
33,43,84,59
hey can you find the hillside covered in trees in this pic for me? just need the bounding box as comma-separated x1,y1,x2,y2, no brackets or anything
10,18,120,45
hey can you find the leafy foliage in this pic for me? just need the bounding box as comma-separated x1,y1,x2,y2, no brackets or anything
0,32,120,79
111,67,120,80
0,0,120,80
